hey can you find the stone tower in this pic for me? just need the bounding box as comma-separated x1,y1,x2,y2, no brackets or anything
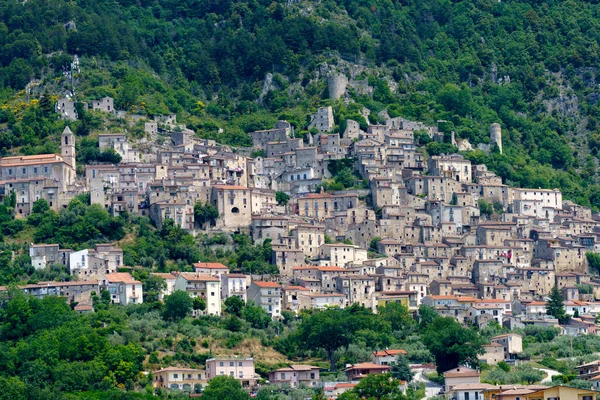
61,126,76,170
327,74,348,100
490,123,502,154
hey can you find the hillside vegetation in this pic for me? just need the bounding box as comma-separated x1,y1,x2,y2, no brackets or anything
2,1,600,206
3,0,600,205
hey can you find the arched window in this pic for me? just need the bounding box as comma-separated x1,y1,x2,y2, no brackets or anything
231,207,239,214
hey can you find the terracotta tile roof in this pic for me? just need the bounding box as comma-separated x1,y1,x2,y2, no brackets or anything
283,286,309,291
178,273,220,282
193,262,229,270
252,281,281,288
344,362,391,371
155,367,205,373
450,383,495,391
103,273,141,284
372,349,407,357
151,273,177,280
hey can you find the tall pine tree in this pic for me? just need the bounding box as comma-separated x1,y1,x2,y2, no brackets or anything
547,285,569,324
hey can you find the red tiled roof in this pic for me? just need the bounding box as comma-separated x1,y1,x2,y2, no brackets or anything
373,349,407,357
193,262,229,270
252,281,281,288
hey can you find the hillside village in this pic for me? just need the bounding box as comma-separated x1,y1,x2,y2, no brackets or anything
3,75,600,399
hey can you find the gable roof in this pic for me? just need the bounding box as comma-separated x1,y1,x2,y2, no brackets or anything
177,273,220,282
252,281,281,288
103,273,141,284
193,262,229,270
372,349,407,357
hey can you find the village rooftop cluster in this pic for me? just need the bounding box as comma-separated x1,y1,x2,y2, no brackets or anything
2,88,600,398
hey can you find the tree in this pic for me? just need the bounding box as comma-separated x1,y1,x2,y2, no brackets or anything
586,252,600,274
193,297,206,312
378,302,415,333
418,305,438,328
353,373,404,399
547,285,569,324
202,376,250,400
163,291,193,321
423,316,484,373
224,296,245,317
194,201,219,225
132,271,165,303
276,191,290,206
391,355,414,383
31,198,50,214
242,302,271,329
478,199,494,217
296,308,352,371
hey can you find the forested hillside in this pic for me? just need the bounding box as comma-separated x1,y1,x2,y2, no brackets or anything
2,0,600,202
2,0,600,206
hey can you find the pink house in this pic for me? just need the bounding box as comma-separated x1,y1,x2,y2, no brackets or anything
205,357,258,388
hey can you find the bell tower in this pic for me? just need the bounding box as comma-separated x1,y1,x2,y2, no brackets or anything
61,126,76,170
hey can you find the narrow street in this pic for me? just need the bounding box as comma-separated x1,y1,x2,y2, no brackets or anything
412,368,443,399
533,367,560,383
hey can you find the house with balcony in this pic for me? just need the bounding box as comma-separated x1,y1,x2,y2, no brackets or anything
100,272,142,305
220,273,249,302
575,360,600,380
344,362,391,382
193,262,230,278
491,333,523,360
151,273,177,301
174,273,222,316
371,349,407,365
281,285,310,312
443,366,481,393
153,367,206,391
268,365,321,388
247,281,281,319
205,357,258,388
297,293,346,310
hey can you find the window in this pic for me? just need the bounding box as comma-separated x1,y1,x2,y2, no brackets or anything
239,362,242,366
229,371,234,376
464,393,469,400
174,374,178,378
230,362,234,366
219,362,224,367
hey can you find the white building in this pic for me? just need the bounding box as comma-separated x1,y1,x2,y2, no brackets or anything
318,244,368,267
221,274,249,302
100,272,143,305
298,293,346,310
151,272,178,301
247,281,281,319
193,262,230,278
174,273,222,316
